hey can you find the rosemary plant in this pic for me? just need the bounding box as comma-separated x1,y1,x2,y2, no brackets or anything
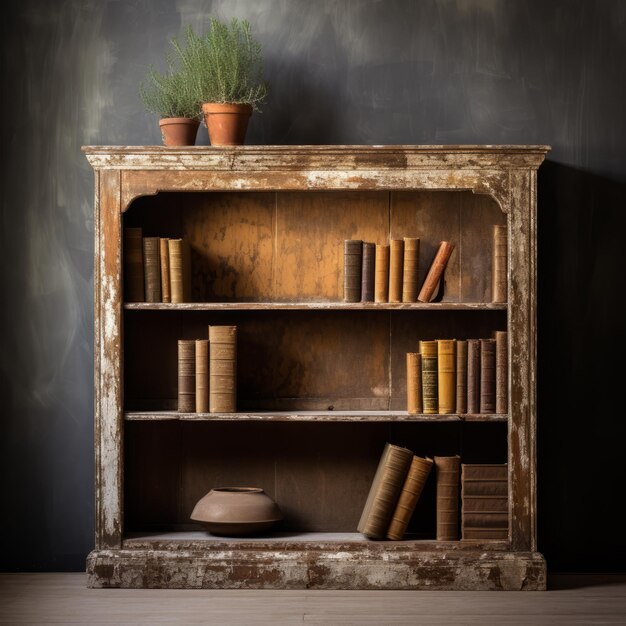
140,63,201,119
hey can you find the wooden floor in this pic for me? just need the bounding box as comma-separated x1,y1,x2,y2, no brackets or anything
1,574,625,624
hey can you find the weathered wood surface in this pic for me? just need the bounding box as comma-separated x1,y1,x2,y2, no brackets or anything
124,302,508,310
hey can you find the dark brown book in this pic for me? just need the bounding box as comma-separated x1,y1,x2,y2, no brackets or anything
467,339,481,414
143,236,161,303
361,242,375,302
435,455,460,541
406,352,422,414
388,239,404,303
419,340,438,414
159,238,171,303
492,225,507,303
402,237,420,303
177,340,196,413
386,456,433,540
374,244,390,303
456,340,468,414
357,443,414,539
495,331,508,414
437,339,456,414
418,241,455,303
480,339,496,413
209,325,237,413
344,239,362,302
195,339,209,413
124,227,145,302
169,238,192,303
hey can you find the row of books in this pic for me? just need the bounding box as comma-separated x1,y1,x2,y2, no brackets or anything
407,333,507,415
344,238,455,303
124,227,192,303
358,443,508,541
178,326,237,413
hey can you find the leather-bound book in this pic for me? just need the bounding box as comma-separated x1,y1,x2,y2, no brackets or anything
195,339,209,413
124,227,145,302
386,456,433,540
492,225,507,303
435,455,461,541
177,340,196,413
467,339,481,414
357,443,414,539
159,238,171,303
420,340,438,414
418,241,455,303
456,340,468,414
142,236,161,303
374,244,390,303
169,238,192,303
480,339,496,414
402,237,420,302
344,239,362,302
209,325,237,413
462,464,508,541
437,339,456,414
388,239,404,303
361,242,375,302
406,352,422,414
495,331,508,414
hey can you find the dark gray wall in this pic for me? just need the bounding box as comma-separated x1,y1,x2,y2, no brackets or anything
1,0,625,572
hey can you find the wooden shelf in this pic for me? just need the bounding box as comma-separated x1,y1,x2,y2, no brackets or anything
124,410,508,422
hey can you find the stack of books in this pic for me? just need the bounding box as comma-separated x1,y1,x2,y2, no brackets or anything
461,464,508,540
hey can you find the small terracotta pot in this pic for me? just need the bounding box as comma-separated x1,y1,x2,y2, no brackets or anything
158,117,199,146
202,103,253,146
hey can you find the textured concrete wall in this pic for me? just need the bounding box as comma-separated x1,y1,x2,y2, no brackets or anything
1,0,625,571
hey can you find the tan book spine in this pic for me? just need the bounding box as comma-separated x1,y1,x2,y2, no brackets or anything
209,325,237,413
182,239,192,302
418,241,455,303
480,339,496,414
492,225,507,303
159,238,171,303
195,339,209,413
361,242,375,302
374,244,390,303
357,443,414,539
437,339,456,414
123,227,144,302
169,238,192,303
467,339,481,414
142,237,161,303
495,331,508,414
177,340,195,413
402,237,420,303
406,353,423,414
435,455,460,541
420,340,438,414
456,340,468,414
344,239,362,302
388,239,404,303
386,456,433,540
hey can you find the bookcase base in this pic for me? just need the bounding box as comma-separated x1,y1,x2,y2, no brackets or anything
87,548,546,591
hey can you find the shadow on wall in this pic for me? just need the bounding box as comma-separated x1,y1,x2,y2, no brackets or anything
537,161,626,572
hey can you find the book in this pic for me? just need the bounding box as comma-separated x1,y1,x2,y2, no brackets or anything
195,339,209,413
361,242,375,302
169,238,192,303
388,239,404,303
374,244,390,303
480,339,496,413
492,225,507,303
406,352,422,414
420,340,438,414
437,339,456,414
343,239,362,302
357,443,414,539
177,340,196,413
159,238,171,303
142,236,161,303
386,456,433,540
495,331,508,414
402,237,420,302
418,241,455,303
456,340,468,414
123,227,145,302
435,455,460,541
467,339,481,414
209,325,237,413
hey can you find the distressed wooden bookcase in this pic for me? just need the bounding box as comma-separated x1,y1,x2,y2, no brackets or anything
83,145,548,590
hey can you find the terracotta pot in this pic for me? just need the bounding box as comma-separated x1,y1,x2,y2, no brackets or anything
190,487,283,535
202,103,253,146
158,117,199,146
